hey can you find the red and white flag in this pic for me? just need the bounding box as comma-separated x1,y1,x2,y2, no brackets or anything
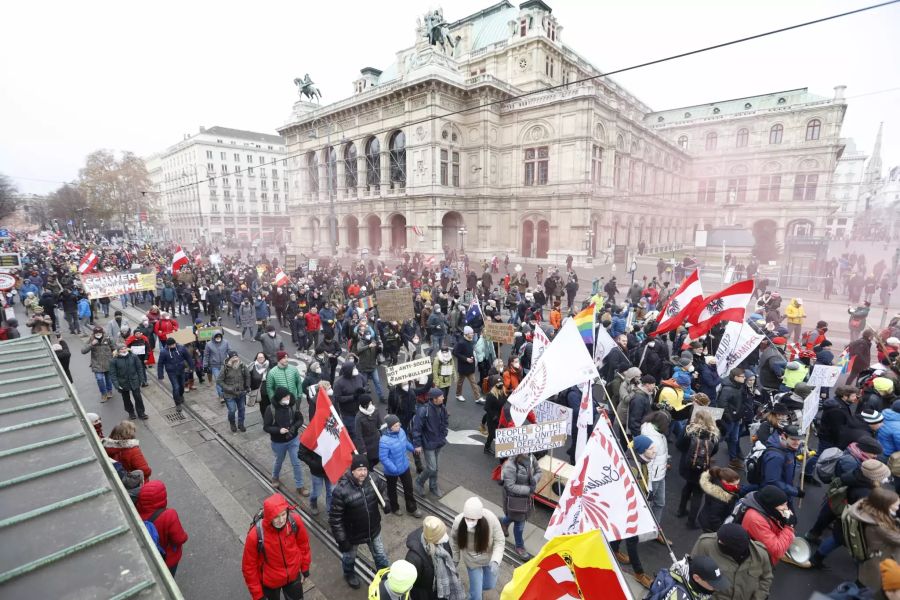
300,387,356,484
575,382,593,461
687,279,755,338
78,250,98,274
273,268,289,287
652,269,703,336
171,246,189,273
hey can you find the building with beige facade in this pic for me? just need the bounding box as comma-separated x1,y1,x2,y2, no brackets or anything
278,0,848,262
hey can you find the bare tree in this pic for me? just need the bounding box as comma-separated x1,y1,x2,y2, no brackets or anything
78,149,152,235
0,173,18,221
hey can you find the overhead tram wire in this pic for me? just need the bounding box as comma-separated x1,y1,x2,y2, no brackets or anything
150,0,900,196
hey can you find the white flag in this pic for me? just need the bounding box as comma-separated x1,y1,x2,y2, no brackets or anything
715,321,765,377
533,325,550,365
508,319,599,426
546,416,657,541
593,320,618,366
575,382,593,461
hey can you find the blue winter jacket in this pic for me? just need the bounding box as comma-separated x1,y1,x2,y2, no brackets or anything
673,366,694,399
411,401,449,450
157,344,192,378
698,363,720,404
878,409,900,458
379,428,414,476
760,431,799,497
254,298,270,320
610,308,629,337
77,298,91,319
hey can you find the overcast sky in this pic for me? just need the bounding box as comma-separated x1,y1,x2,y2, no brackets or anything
1,0,898,195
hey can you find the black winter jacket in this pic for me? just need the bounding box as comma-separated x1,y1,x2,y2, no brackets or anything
697,470,738,533
353,407,383,466
333,362,367,416
719,377,744,423
404,528,444,600
263,400,304,443
329,472,387,546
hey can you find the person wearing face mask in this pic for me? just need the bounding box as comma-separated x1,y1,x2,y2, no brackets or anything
412,389,449,497
257,324,286,367
250,352,271,418
432,342,454,400
389,380,418,435
356,329,387,404
109,342,148,420
239,298,256,341
379,414,422,518
157,337,192,411
697,467,742,534
354,395,383,470
427,304,448,356
759,425,805,504
105,309,130,341
153,311,179,345
690,523,773,600
241,493,312,600
449,497,504,600
82,325,116,403
218,350,250,432
315,332,341,384
136,317,157,357
482,376,506,455
302,361,323,417
333,361,368,439
264,387,307,495
404,516,464,600
645,555,730,600
739,485,800,566
265,351,302,404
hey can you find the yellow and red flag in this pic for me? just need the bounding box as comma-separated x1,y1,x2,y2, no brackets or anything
500,529,632,600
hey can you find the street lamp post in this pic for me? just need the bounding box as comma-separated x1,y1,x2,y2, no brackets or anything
458,225,467,253
584,228,595,263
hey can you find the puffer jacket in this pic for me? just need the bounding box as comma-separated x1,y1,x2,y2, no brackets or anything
379,427,414,476
760,432,799,498
136,481,188,568
691,532,773,600
263,397,303,443
740,493,795,565
329,472,387,546
354,405,383,466
217,361,249,398
719,377,744,423
501,454,541,522
849,501,900,592
241,494,311,600
103,437,152,479
878,408,900,458
332,362,366,416
785,300,805,325
203,339,231,371
108,352,146,391
265,364,302,401
411,400,448,450
81,335,115,372
696,471,737,533
257,332,285,363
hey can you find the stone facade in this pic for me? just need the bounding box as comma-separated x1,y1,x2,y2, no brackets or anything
278,1,847,261
150,126,292,247
824,139,867,239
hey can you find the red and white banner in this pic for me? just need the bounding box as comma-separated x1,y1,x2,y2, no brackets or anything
171,246,189,273
78,250,98,274
652,269,703,336
688,279,755,338
273,268,289,287
300,387,356,484
546,416,656,541
532,325,550,366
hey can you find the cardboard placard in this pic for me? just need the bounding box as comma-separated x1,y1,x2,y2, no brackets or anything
533,400,573,429
375,288,414,323
386,357,433,386
807,365,841,388
0,253,22,269
308,259,318,272
284,255,297,270
482,322,515,345
692,405,725,422
196,327,220,342
79,269,157,300
169,328,199,346
494,419,568,458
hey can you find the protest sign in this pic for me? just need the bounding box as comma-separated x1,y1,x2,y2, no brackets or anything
79,269,157,300
807,365,842,388
169,328,199,346
386,357,433,386
482,322,515,345
692,405,725,422
307,258,318,271
284,255,297,270
801,386,821,434
509,319,599,426
375,288,414,323
534,400,573,429
715,321,765,377
494,419,568,458
196,327,220,342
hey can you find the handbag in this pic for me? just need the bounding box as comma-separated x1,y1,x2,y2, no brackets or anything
246,387,259,407
506,494,532,521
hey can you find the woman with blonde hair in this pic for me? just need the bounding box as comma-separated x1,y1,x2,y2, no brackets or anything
675,406,720,529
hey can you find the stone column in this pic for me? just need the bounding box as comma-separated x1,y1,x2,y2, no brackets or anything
336,156,346,202
357,152,366,197
381,149,390,193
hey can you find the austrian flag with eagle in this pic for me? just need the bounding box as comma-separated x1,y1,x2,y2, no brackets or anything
300,387,356,484
687,278,755,339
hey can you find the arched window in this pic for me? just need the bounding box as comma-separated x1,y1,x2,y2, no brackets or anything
389,131,406,188
306,151,318,193
705,132,718,151
365,137,380,188
344,143,357,189
769,124,783,145
324,146,337,196
806,119,821,141
677,135,688,149
736,128,749,148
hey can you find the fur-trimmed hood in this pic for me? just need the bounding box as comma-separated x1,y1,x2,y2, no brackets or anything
699,470,735,503
102,438,140,449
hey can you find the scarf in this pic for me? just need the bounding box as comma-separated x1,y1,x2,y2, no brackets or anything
359,403,375,416
253,360,269,374
425,535,464,600
847,442,867,463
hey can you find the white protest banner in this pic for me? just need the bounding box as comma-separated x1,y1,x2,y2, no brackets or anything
593,320,619,367
546,416,657,541
808,365,842,388
385,357,433,386
715,321,765,377
494,419,568,458
575,382,593,461
692,405,725,422
509,319,599,426
801,386,821,434
533,325,550,365
534,400,573,429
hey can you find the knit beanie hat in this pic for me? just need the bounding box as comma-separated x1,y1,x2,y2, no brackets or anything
875,377,895,394
384,414,400,429
756,485,788,512
857,435,884,456
861,459,891,483
716,523,751,561
632,435,653,456
881,558,900,591
861,409,884,425
463,497,484,520
422,516,447,545
386,559,418,594
350,453,368,471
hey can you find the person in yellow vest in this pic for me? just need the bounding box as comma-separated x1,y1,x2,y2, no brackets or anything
784,298,806,343
781,361,809,393
368,559,417,599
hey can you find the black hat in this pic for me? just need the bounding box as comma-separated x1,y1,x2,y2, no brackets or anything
690,556,729,591
640,374,656,385
227,350,239,359
779,425,803,439
757,485,788,511
716,523,750,557
770,403,791,416
857,435,884,456
385,414,400,429
350,454,368,471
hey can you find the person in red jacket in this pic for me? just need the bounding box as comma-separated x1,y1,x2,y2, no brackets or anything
242,494,312,600
136,480,188,574
102,420,152,480
739,485,803,567
154,312,179,344
304,307,322,351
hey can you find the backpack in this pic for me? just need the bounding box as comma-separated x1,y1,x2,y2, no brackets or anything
143,508,167,558
724,497,751,526
827,477,850,516
827,581,875,600
687,435,711,472
745,442,768,485
251,507,297,558
841,506,871,562
644,568,680,600
815,447,844,484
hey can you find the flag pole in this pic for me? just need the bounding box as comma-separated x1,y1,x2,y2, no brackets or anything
598,385,649,493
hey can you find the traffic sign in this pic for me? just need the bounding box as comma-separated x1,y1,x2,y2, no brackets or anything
0,273,16,291
0,228,9,238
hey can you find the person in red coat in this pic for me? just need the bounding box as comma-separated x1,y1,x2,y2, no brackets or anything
242,494,312,600
102,420,152,480
304,307,322,350
154,312,180,344
136,480,188,574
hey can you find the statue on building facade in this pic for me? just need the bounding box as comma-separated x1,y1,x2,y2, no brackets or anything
294,74,322,103
421,8,459,56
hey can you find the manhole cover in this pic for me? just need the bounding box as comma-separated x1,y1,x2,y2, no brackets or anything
163,410,191,425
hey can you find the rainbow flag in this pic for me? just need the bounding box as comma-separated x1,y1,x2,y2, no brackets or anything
573,304,595,345
357,295,375,311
